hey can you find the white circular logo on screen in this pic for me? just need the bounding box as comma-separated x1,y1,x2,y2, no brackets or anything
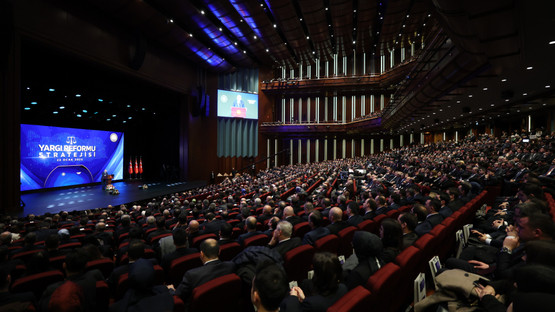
110,133,118,142
221,95,228,103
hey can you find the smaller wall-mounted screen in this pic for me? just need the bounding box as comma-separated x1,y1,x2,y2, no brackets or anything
217,90,258,120
20,124,124,191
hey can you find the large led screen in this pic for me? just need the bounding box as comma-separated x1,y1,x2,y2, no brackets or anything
20,124,124,191
217,90,258,119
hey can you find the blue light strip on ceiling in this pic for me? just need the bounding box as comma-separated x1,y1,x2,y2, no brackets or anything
206,3,246,39
229,0,263,38
191,15,241,55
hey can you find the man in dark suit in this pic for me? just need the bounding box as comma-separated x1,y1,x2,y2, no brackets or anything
326,207,349,235
374,196,391,216
218,222,235,246
414,198,444,236
362,198,377,220
398,212,419,249
147,217,171,242
283,206,302,226
345,201,363,227
160,229,197,272
237,216,262,246
267,221,301,258
172,238,236,303
302,211,330,245
257,205,274,225
201,212,224,236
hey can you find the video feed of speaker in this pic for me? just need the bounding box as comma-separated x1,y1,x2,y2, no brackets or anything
217,90,258,120
20,124,124,191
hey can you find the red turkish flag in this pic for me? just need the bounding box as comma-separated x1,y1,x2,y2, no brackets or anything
128,157,133,174
139,157,143,174
134,157,139,174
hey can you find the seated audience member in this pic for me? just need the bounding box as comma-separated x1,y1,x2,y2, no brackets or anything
345,201,363,227
326,207,349,235
267,221,301,258
186,220,201,244
201,212,224,236
110,258,174,312
147,217,171,242
257,205,274,224
302,211,330,245
109,240,147,290
380,218,403,264
0,266,36,311
398,212,419,249
283,206,302,227
343,231,383,290
281,252,348,312
171,238,236,303
218,222,235,245
237,216,262,246
40,248,104,312
361,198,377,220
44,233,65,259
414,198,444,236
161,228,197,272
374,195,391,216
251,262,289,312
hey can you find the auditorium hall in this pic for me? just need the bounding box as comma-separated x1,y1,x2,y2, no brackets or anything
1,0,555,311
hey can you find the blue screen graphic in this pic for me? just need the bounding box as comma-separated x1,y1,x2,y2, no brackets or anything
20,124,124,191
217,90,258,120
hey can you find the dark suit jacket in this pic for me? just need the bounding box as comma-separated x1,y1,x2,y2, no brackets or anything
285,215,303,227
414,213,444,237
272,237,301,258
362,211,376,220
280,283,348,312
201,220,224,236
237,231,262,246
374,206,391,216
326,221,349,235
302,227,330,245
346,215,363,227
402,232,419,250
175,259,236,301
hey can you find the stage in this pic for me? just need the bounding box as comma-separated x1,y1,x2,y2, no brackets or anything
18,180,207,217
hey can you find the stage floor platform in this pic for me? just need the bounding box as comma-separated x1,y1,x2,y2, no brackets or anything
19,180,206,217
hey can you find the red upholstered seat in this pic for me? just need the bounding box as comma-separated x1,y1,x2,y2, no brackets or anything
85,258,114,279
11,249,43,262
243,234,270,248
173,296,185,312
357,219,377,234
283,245,315,282
11,270,64,299
192,233,217,249
49,255,66,272
96,280,110,311
150,232,173,244
292,222,311,239
394,246,425,307
190,273,242,312
386,209,400,220
326,286,373,312
168,253,202,286
314,234,340,255
337,226,357,257
367,263,402,311
219,242,242,261
59,242,82,250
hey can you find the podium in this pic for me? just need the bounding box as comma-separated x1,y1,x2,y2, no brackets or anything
101,174,113,190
